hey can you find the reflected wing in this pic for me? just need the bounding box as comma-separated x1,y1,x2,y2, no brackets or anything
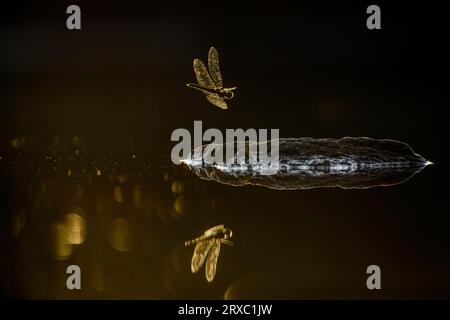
205,238,221,282
208,47,223,89
206,94,228,110
191,239,214,273
194,59,216,90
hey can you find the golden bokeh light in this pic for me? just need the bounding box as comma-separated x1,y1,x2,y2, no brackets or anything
11,214,22,237
162,257,176,294
171,242,187,273
171,181,184,194
10,209,26,237
163,172,170,181
11,137,24,149
64,213,86,245
108,218,132,252
132,185,142,208
157,201,171,224
75,184,84,199
224,278,246,300
48,222,73,261
118,174,127,184
88,262,107,292
113,186,124,203
174,195,187,215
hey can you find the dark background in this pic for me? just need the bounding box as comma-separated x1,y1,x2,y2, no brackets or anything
0,1,449,299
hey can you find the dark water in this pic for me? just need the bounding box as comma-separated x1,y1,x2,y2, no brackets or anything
1,3,449,299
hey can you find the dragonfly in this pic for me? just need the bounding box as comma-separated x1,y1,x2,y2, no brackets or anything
186,47,237,110
185,224,233,282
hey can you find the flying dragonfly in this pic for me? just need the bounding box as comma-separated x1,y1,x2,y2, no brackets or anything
185,224,233,282
186,47,237,110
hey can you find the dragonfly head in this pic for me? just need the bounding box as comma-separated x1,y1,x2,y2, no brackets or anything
223,227,233,240
222,87,237,100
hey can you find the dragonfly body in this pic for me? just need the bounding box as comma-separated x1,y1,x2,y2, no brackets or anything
186,47,237,110
185,224,233,282
186,83,236,100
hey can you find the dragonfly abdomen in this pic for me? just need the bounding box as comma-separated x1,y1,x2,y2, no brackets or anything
185,234,211,246
186,83,217,95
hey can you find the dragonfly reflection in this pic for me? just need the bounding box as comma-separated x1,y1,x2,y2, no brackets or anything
185,224,233,282
187,47,237,110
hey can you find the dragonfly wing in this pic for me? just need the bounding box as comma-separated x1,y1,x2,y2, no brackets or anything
208,47,223,89
205,238,221,282
193,59,216,90
191,239,214,273
206,94,228,110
